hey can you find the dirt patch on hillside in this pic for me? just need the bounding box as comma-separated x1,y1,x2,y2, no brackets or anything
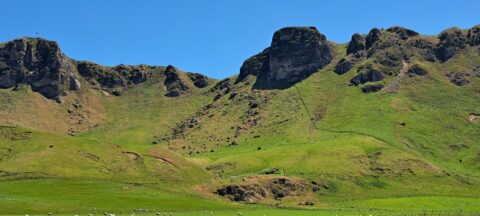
123,151,140,160
469,113,480,123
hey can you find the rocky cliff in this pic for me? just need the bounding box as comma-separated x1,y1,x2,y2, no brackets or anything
0,38,80,102
236,27,334,89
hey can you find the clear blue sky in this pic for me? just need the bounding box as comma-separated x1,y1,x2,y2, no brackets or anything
2,0,479,78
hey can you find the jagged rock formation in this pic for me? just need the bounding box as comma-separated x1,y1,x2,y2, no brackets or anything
164,65,192,97
346,33,366,56
2,25,479,102
235,48,270,83
187,72,209,88
335,25,480,93
0,37,212,101
0,38,80,102
77,61,154,96
237,27,334,89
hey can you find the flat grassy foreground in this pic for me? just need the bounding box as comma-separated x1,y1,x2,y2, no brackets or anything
0,179,480,215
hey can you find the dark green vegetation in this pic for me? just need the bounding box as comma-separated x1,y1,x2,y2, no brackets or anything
1,25,480,215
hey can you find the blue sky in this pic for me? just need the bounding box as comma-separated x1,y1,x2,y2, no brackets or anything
2,0,479,78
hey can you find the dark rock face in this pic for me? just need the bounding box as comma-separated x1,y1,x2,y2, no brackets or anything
77,61,152,95
0,38,80,101
361,84,384,93
209,78,232,101
350,66,385,85
435,28,468,62
235,48,270,83
164,65,190,97
238,27,333,89
210,78,231,93
255,27,333,89
407,65,428,76
468,25,480,46
386,26,419,40
365,28,382,50
187,72,209,88
346,33,366,55
334,58,353,75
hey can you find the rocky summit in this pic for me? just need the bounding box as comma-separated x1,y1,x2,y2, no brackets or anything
237,27,333,89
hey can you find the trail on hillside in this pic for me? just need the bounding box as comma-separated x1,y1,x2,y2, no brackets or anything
382,61,410,93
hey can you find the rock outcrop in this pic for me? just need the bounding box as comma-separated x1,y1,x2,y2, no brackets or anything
237,27,334,89
406,64,428,76
0,37,213,101
216,177,310,203
164,65,191,97
346,33,366,55
468,25,480,46
0,38,80,102
350,66,385,85
77,61,153,96
334,58,353,75
361,84,384,93
435,28,468,62
235,48,270,83
187,72,209,88
386,26,419,40
434,25,480,62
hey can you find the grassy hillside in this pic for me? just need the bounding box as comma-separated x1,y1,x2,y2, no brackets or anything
0,31,480,215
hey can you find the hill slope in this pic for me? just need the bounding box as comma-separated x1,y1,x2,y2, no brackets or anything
0,25,480,214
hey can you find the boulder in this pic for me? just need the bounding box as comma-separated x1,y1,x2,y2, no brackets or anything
350,66,385,85
361,84,384,93
253,27,333,89
334,58,353,75
407,65,428,76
